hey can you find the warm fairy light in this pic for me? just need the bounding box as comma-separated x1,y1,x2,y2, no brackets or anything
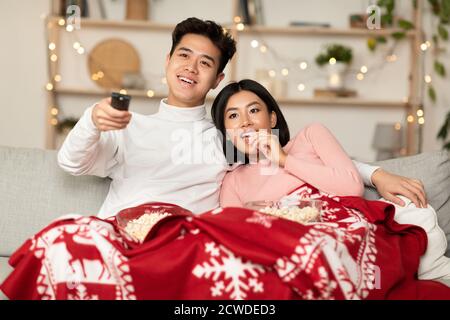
297,83,305,91
234,16,242,23
416,109,424,117
356,73,364,80
66,25,74,32
50,118,58,126
259,45,267,53
50,54,58,62
46,83,54,91
97,71,104,78
299,62,308,70
92,74,99,81
58,19,65,26
394,122,401,130
147,90,155,97
329,57,336,65
281,68,289,76
54,74,61,82
360,65,368,73
50,107,59,116
424,75,432,83
268,70,276,78
236,23,245,31
420,43,428,51
77,47,85,55
119,89,127,94
407,115,414,123
73,42,81,49
48,42,56,50
418,117,425,125
386,54,397,62
251,40,259,48
426,40,431,48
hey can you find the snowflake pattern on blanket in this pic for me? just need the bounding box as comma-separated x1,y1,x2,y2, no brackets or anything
2,183,450,300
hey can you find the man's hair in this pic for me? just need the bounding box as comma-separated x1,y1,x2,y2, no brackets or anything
169,17,236,74
211,79,291,165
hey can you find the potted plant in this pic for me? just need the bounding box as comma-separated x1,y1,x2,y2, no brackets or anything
315,44,353,90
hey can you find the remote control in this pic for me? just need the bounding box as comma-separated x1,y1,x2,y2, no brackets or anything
111,92,131,111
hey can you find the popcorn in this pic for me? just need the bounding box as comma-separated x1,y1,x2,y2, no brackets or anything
259,205,320,224
124,211,171,242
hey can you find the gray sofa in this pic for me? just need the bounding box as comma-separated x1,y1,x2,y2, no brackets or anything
1,146,449,295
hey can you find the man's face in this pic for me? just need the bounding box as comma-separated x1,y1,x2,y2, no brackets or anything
166,34,225,107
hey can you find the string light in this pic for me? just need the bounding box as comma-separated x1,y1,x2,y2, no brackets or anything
50,118,58,126
250,40,259,48
91,74,99,81
299,62,308,70
356,73,364,80
73,42,81,50
50,107,59,116
268,70,276,78
418,117,425,125
329,57,336,65
394,122,401,130
259,45,267,53
425,40,431,48
297,83,305,91
386,54,397,62
416,109,424,117
48,43,56,51
147,90,155,98
281,68,289,76
424,75,432,83
236,23,245,31
66,25,74,32
234,16,242,24
420,43,428,51
407,115,414,123
97,71,104,78
50,54,58,62
77,47,85,55
58,19,65,26
119,89,127,94
46,83,54,91
54,74,61,82
360,65,368,74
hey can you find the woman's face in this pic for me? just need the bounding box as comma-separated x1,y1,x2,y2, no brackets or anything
223,90,276,156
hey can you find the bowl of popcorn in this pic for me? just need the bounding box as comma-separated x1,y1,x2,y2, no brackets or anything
245,199,323,224
116,203,191,242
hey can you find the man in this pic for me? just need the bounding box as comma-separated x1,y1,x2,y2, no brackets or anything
58,17,427,219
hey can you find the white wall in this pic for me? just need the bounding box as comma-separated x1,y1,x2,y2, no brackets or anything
0,0,50,149
0,0,448,160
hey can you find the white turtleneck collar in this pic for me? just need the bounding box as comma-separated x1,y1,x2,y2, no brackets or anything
156,99,206,122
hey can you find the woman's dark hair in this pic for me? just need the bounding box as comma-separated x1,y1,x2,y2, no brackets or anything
169,17,236,74
211,79,290,165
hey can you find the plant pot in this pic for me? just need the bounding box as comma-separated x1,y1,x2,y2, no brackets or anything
326,62,348,90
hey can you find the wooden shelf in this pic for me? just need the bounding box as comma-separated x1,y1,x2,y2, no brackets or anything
55,87,408,108
237,25,417,37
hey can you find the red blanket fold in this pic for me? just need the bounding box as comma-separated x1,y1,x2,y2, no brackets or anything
1,184,450,300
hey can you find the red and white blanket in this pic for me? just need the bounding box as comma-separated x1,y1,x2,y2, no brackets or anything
1,184,450,300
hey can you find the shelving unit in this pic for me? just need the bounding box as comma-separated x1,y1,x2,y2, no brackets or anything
45,0,424,154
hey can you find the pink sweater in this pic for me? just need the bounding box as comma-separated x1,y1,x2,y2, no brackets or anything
220,123,364,207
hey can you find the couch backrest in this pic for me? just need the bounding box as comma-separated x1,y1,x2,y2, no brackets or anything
0,146,110,256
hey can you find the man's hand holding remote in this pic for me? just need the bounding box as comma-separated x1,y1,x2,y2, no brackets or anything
91,97,132,132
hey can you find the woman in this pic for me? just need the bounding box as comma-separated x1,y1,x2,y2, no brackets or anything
211,79,450,284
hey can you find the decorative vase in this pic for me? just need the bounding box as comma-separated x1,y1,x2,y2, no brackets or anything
326,62,348,90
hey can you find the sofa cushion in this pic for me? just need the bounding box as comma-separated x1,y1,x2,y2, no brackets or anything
363,150,450,257
0,146,110,256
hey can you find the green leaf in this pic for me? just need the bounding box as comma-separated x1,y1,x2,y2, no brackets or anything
437,112,450,140
391,31,406,40
376,36,387,43
434,60,447,77
432,33,439,45
398,19,415,30
438,24,449,40
441,0,450,24
428,85,437,102
443,141,450,151
368,37,377,51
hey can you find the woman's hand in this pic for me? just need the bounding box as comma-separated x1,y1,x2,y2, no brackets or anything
371,168,427,208
250,132,288,167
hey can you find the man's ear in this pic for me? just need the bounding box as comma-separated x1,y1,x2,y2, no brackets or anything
212,72,225,89
270,111,277,128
